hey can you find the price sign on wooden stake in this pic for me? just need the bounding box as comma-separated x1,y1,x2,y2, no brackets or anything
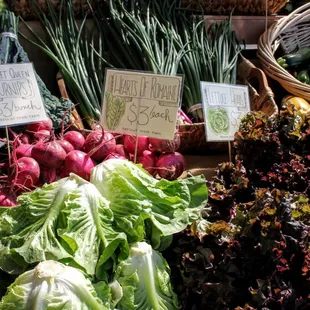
201,81,251,142
0,63,47,127
101,69,183,140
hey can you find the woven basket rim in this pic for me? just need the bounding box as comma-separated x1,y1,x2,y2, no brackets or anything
179,122,205,127
257,2,310,100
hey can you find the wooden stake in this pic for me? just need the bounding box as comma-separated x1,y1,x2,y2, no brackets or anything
133,98,142,164
228,141,232,163
5,126,11,167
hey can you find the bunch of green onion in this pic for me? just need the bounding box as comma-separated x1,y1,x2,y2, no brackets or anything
21,0,241,124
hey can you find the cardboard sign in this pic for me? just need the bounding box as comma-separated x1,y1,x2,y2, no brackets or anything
201,82,250,141
101,69,183,140
0,63,47,127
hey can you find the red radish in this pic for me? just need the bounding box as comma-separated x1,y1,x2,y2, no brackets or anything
40,166,56,184
56,168,69,180
148,144,156,153
16,144,33,159
0,189,17,207
114,144,130,159
56,139,74,153
63,131,85,150
14,157,40,188
137,150,157,175
156,152,185,180
31,141,67,169
149,135,180,153
105,153,127,161
84,131,116,160
123,135,149,155
20,133,32,144
8,129,32,145
34,130,51,142
27,118,53,132
64,150,96,180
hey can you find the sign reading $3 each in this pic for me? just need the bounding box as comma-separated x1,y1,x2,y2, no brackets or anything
100,69,183,140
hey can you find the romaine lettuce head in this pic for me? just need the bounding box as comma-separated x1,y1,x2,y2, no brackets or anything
0,260,109,310
91,159,208,248
114,241,180,310
0,174,128,278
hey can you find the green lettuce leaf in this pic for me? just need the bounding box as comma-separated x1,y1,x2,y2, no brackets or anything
0,260,109,310
0,174,128,277
114,242,179,310
91,159,208,248
58,181,129,278
0,177,79,274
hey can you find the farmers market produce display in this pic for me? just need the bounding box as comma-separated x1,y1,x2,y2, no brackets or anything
0,1,310,310
2,101,309,309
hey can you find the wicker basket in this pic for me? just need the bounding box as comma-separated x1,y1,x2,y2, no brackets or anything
257,2,310,101
181,0,288,15
178,55,278,154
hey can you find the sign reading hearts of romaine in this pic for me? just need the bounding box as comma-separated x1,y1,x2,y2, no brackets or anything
101,69,183,140
200,81,251,142
0,63,47,127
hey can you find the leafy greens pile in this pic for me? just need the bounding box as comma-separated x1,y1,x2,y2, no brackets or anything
0,159,208,309
163,104,310,309
234,104,309,196
91,159,207,249
0,173,128,278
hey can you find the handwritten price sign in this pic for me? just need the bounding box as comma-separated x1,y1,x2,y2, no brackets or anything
201,82,250,142
0,63,47,127
101,69,183,140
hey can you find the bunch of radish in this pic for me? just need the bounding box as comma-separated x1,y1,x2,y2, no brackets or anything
0,118,185,206
123,134,185,180
0,119,87,206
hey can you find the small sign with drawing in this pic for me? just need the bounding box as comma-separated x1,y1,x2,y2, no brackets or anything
0,63,47,127
101,69,183,140
200,81,251,142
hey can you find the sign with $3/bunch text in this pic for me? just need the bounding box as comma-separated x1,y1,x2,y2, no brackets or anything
101,69,183,140
0,63,47,127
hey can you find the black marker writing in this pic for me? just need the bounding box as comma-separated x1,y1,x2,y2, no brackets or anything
0,79,33,98
150,77,177,101
113,75,138,97
0,100,42,118
9,68,30,79
127,102,173,126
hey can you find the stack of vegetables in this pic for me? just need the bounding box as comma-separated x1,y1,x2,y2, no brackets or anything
22,0,241,125
0,158,209,309
163,103,310,309
0,116,187,207
2,1,310,309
